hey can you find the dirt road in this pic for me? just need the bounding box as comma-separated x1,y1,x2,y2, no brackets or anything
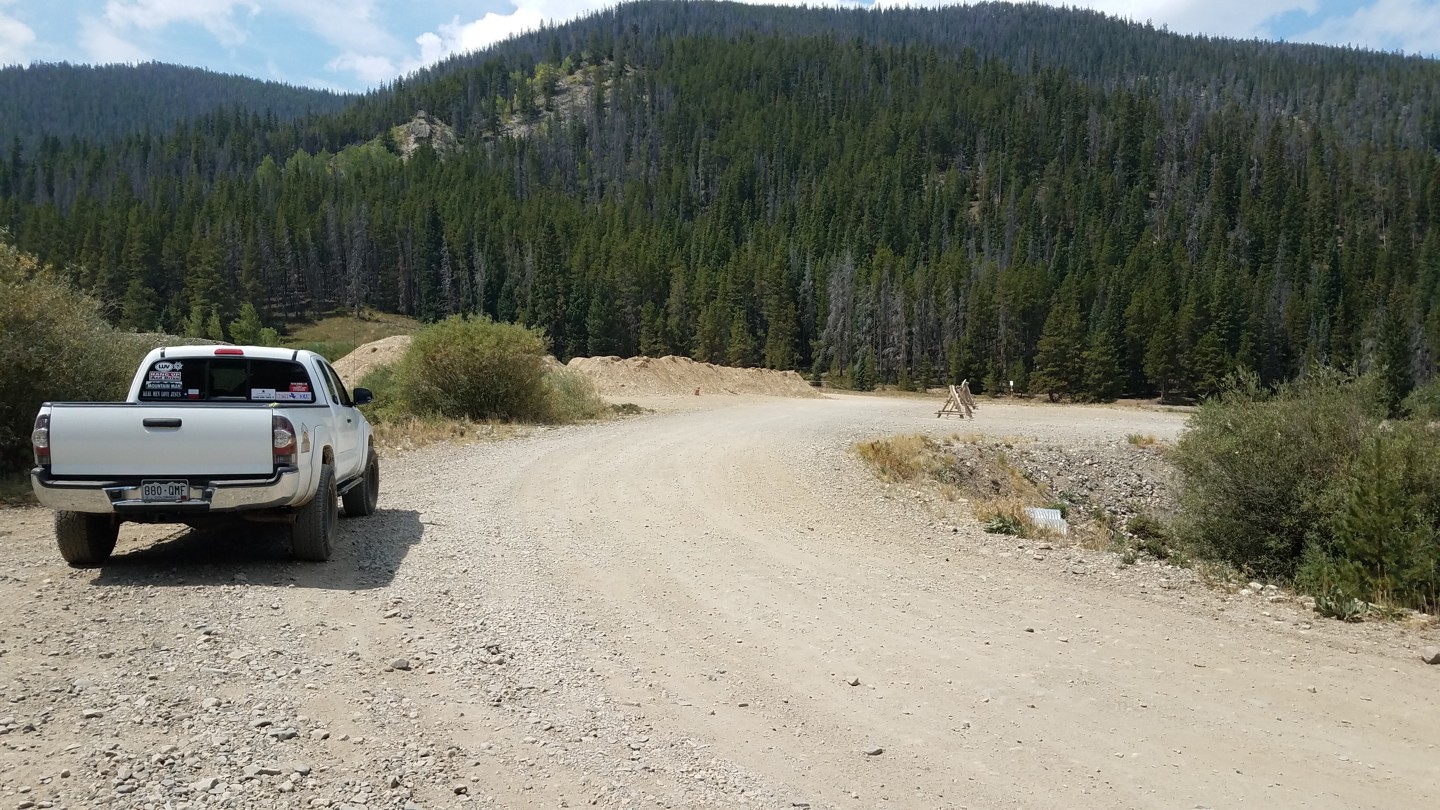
1,394,1436,809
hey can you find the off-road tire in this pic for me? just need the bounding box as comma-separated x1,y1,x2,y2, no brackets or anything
55,511,118,567
342,450,379,517
292,463,337,562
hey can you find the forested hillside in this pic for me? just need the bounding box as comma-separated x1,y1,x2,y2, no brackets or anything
0,62,353,149
3,1,1440,401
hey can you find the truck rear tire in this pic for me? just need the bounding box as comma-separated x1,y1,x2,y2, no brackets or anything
55,511,118,567
342,450,379,517
292,463,337,562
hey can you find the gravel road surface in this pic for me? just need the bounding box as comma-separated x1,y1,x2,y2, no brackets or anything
1,394,1436,810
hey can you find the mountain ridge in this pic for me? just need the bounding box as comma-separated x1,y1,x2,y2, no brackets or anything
0,61,356,150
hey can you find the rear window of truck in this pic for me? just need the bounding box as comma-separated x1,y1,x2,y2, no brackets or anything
138,358,317,403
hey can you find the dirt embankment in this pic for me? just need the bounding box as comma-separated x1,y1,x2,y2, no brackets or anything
566,354,821,398
330,335,412,388
333,336,820,399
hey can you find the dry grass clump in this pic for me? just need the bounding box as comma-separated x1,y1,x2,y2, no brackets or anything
369,416,528,453
855,434,948,483
856,433,1053,536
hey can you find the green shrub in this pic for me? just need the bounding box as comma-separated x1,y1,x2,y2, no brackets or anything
1172,367,1440,611
1295,427,1440,609
0,259,137,474
541,370,609,423
376,315,607,426
1402,378,1440,420
391,316,552,422
1169,368,1385,579
1126,513,1173,559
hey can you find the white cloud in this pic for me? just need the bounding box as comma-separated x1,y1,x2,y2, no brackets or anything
278,0,397,53
80,15,150,63
0,7,36,65
104,0,260,47
1293,0,1440,55
868,0,1316,40
328,51,400,85
424,1,588,61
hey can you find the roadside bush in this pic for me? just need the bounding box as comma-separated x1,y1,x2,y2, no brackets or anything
1401,378,1440,420
1169,368,1383,579
1294,427,1440,609
378,315,607,425
541,370,610,423
1171,367,1440,611
0,253,135,474
391,316,552,421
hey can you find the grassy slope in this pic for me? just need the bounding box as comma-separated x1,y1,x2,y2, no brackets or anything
281,310,421,361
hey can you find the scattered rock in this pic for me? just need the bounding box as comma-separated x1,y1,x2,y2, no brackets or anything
846,676,861,686
862,746,884,756
452,783,470,795
1421,646,1440,665
81,709,103,719
390,658,412,671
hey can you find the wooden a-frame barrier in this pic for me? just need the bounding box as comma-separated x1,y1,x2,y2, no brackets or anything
936,380,978,419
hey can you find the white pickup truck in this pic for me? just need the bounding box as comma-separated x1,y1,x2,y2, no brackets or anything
29,345,380,566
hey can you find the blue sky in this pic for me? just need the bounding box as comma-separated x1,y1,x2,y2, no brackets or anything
0,0,1436,92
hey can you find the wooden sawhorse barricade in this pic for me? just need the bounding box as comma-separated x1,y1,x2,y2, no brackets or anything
936,380,978,419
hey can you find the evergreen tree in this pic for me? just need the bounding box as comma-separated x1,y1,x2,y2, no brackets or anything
726,309,757,368
851,349,876,392
1030,294,1085,401
118,278,158,332
1082,326,1123,402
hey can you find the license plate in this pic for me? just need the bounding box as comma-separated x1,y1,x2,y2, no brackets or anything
141,480,189,502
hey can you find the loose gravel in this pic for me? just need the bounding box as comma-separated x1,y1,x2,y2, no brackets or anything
1,394,1437,810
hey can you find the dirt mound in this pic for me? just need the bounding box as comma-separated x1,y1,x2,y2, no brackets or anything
333,335,412,387
334,340,818,399
566,355,821,398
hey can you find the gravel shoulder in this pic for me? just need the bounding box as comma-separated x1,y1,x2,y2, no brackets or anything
1,394,1437,809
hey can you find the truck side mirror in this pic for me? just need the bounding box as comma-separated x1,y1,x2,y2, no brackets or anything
352,388,374,406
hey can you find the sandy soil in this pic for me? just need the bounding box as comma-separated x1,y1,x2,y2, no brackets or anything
331,335,413,388
1,394,1436,809
330,337,820,399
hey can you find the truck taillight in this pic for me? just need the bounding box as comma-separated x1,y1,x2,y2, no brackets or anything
272,415,297,467
32,413,50,467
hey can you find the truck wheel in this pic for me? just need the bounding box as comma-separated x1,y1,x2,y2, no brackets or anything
55,511,118,567
292,463,337,562
342,451,379,517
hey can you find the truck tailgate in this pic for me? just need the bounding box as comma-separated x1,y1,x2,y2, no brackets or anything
48,405,275,477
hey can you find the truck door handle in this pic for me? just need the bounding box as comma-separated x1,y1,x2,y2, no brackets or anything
143,418,182,428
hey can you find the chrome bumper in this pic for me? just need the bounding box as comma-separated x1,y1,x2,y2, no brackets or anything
31,468,303,514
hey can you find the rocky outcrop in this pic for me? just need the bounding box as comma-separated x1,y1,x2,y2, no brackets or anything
392,110,459,160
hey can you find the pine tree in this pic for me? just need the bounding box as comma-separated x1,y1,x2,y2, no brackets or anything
851,349,876,392
205,309,226,342
118,277,157,332
1144,312,1183,403
1030,294,1085,401
638,301,667,357
1082,327,1123,402
726,309,757,367
229,302,267,345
